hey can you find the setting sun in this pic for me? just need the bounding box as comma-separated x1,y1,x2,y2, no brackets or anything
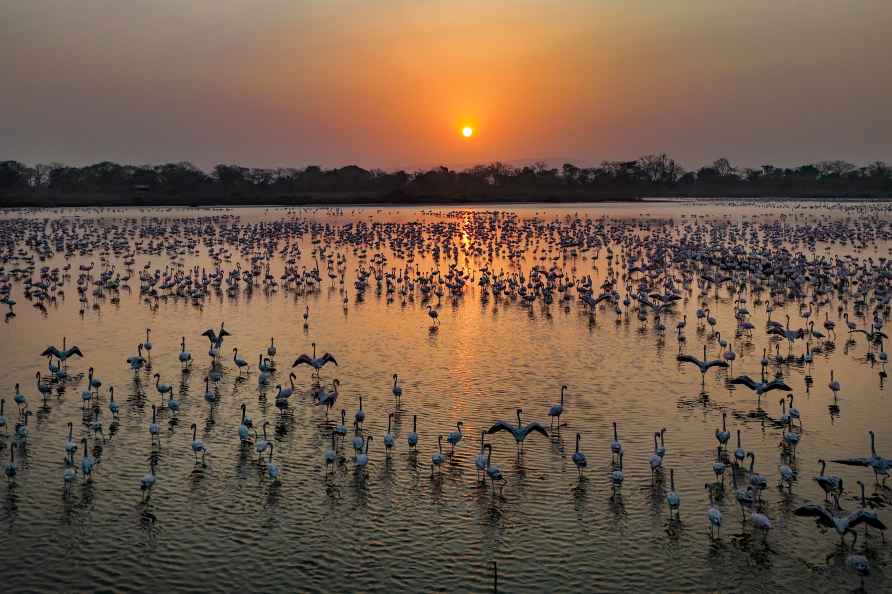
461,126,474,138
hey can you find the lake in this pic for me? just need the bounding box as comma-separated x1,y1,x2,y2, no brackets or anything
1,201,890,592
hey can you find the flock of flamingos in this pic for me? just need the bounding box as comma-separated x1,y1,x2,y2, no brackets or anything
2,204,892,589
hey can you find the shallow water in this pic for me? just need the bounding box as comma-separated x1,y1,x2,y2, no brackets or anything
1,201,891,593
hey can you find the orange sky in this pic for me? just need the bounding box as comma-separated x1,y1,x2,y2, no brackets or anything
2,1,891,170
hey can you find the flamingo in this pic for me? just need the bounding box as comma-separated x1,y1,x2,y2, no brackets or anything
794,504,887,547
108,386,119,419
815,459,843,503
383,413,396,456
666,468,681,519
148,405,160,441
324,434,337,473
734,430,746,467
291,343,337,377
474,433,489,481
315,379,340,413
354,396,365,428
747,452,769,498
485,445,505,493
706,484,722,538
239,404,252,443
729,375,791,395
88,366,102,390
356,435,372,470
334,409,348,441
391,373,402,403
832,430,892,485
254,422,271,459
676,344,728,384
143,328,153,354
40,341,83,366
351,421,365,454
572,432,587,476
715,412,730,449
127,344,146,373
190,423,208,463
232,348,249,374
64,422,77,455
5,447,17,481
656,428,667,458
426,305,439,328
431,435,445,473
829,369,841,393
266,443,280,481
855,480,886,542
610,452,625,499
446,421,464,453
63,463,78,495
407,415,418,450
179,337,192,369
15,411,33,441
487,409,548,452
548,384,567,428
153,373,172,404
275,373,297,400
751,508,773,540
139,461,156,499
610,421,623,463
80,438,96,480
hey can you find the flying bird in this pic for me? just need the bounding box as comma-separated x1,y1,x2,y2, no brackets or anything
794,504,886,546
487,408,549,451
292,342,338,371
729,375,791,395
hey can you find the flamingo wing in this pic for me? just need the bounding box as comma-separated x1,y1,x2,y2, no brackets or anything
40,346,62,359
763,379,791,393
676,354,704,367
486,421,516,435
704,359,729,370
320,353,338,366
829,457,872,467
849,329,868,336
520,422,550,440
201,329,218,343
219,328,232,338
291,354,314,368
64,346,84,358
730,375,759,390
766,327,787,337
793,504,835,527
848,511,887,531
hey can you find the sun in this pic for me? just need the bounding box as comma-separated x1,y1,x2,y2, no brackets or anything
461,126,474,138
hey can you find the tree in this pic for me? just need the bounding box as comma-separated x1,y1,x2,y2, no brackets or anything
0,161,28,190
816,160,855,178
562,163,580,185
636,154,684,184
712,158,736,177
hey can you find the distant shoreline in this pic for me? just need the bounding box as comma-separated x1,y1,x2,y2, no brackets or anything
4,190,892,208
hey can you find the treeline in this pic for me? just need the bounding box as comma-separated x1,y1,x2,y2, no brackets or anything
2,155,892,206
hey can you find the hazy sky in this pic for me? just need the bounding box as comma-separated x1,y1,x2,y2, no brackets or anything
2,0,891,171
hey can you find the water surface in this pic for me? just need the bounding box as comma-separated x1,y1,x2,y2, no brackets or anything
1,201,891,593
